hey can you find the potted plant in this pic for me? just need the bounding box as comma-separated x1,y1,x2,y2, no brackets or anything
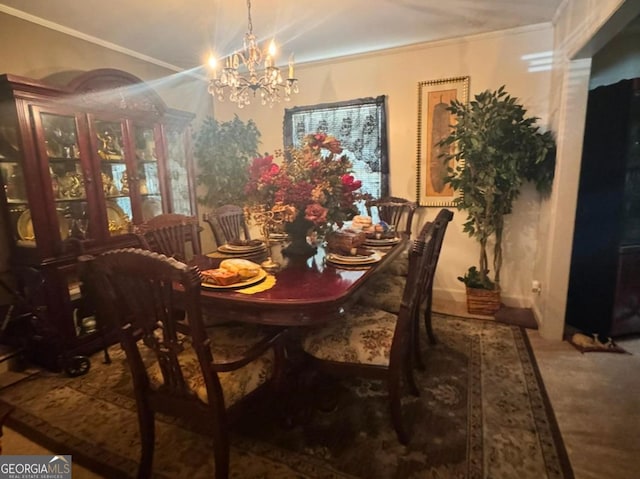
439,86,556,314
194,115,261,208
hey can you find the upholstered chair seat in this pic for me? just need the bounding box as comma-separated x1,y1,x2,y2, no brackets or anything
147,325,275,407
301,304,398,366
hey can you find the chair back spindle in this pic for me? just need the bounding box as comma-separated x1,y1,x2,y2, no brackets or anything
134,213,202,262
203,205,251,247
365,196,417,237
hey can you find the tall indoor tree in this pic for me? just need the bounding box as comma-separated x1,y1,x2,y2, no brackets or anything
194,115,261,208
440,86,556,308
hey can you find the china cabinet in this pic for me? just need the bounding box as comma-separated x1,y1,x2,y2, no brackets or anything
0,69,196,370
566,78,640,337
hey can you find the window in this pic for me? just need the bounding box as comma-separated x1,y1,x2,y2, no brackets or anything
283,96,389,200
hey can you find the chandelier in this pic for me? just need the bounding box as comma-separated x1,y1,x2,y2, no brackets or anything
207,0,299,108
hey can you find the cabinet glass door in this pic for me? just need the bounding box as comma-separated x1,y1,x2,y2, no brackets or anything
41,113,88,242
93,120,132,236
0,119,30,245
165,128,192,215
133,124,163,221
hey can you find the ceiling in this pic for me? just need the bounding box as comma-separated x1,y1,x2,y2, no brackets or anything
0,0,563,72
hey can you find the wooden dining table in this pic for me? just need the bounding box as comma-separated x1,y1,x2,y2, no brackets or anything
190,239,407,327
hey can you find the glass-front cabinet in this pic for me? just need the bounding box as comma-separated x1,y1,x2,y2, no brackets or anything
0,69,195,371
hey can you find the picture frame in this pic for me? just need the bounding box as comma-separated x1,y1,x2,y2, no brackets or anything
283,96,389,199
416,76,469,207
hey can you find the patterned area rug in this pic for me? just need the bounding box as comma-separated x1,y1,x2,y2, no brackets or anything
0,315,573,478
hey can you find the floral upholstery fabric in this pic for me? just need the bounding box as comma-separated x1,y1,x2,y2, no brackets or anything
146,323,274,408
358,274,406,314
301,304,397,366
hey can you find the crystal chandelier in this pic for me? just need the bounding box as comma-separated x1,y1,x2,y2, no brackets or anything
207,0,299,108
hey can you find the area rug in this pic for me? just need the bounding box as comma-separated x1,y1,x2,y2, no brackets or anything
0,314,573,478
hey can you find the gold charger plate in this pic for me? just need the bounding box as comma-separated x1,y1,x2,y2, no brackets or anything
141,197,162,221
218,243,265,254
363,236,400,246
201,268,268,290
326,252,381,266
106,201,128,232
17,208,69,241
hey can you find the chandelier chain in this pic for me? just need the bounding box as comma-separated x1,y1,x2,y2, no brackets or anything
246,0,253,35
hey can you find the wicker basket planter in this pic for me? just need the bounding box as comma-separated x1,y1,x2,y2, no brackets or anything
466,286,501,315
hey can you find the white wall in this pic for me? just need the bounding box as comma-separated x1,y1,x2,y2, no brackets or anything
213,25,554,308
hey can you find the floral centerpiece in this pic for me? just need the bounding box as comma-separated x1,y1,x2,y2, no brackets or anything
245,132,366,257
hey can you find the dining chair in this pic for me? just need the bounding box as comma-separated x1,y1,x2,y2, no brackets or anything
78,248,286,479
365,197,417,277
134,213,202,262
203,205,252,247
357,209,453,364
365,196,417,238
300,234,432,445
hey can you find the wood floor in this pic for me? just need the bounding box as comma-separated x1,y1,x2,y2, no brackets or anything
2,302,639,478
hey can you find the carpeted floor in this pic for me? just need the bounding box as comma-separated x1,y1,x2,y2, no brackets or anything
0,314,573,478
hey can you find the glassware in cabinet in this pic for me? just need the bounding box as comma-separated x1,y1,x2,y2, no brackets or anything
93,119,132,236
133,124,164,221
165,127,192,215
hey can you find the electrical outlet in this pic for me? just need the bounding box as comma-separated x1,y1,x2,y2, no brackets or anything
531,280,541,294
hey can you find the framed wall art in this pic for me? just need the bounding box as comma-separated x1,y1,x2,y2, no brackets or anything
283,96,389,199
416,76,469,207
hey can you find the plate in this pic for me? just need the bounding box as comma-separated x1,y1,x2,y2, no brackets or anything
269,233,289,241
106,201,129,233
363,237,401,246
201,268,268,290
218,243,265,254
17,208,69,241
141,197,162,221
326,252,381,266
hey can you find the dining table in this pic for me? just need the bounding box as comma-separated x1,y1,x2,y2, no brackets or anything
190,237,408,327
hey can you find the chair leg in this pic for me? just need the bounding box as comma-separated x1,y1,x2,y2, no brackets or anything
388,377,409,445
212,416,230,479
424,294,438,345
137,406,155,479
404,343,420,397
412,309,425,371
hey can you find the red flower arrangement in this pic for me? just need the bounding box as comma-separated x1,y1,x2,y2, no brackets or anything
245,133,366,230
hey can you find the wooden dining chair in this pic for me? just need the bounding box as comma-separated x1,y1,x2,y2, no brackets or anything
134,213,202,262
203,205,251,247
78,248,285,479
300,234,432,445
360,209,453,334
365,196,417,238
357,209,453,367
